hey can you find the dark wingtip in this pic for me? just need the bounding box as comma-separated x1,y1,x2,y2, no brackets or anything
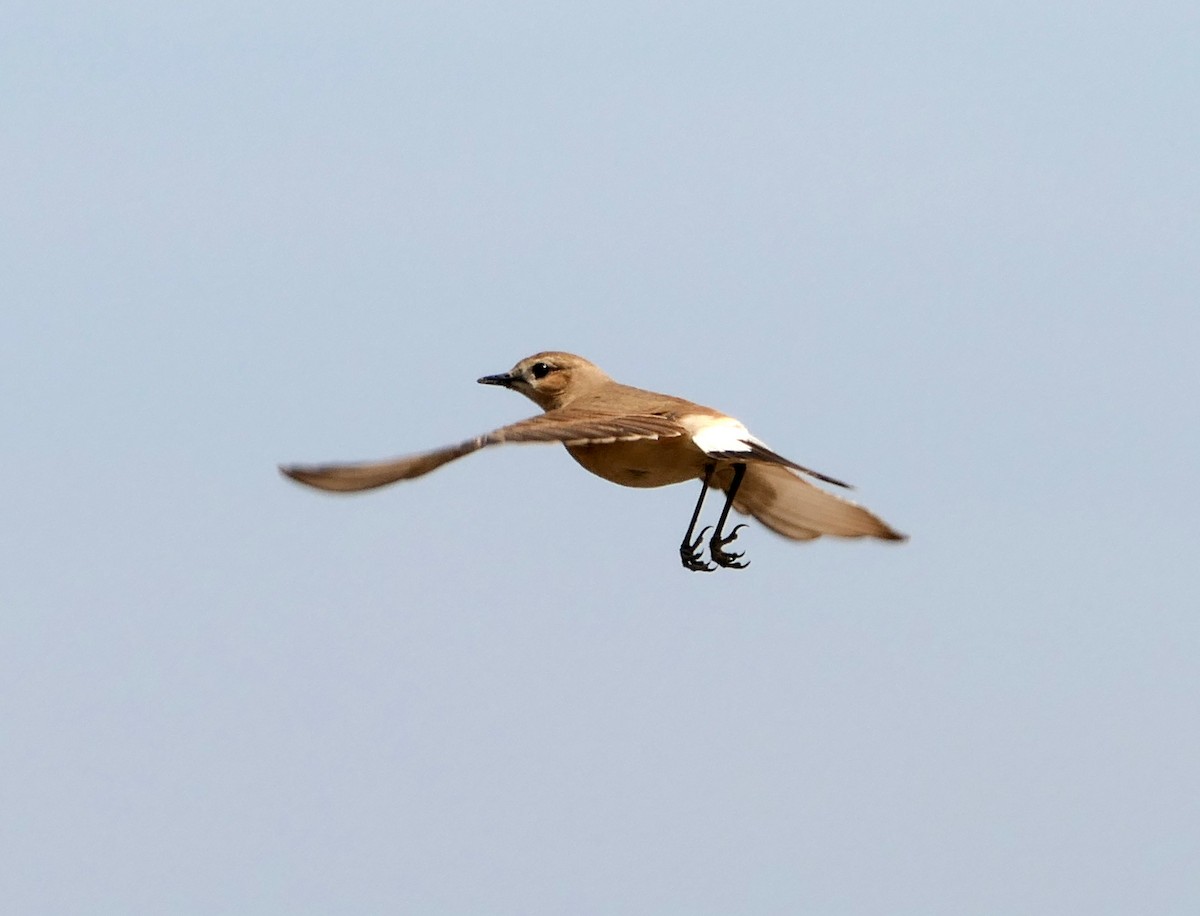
278,464,312,484
732,440,853,488
820,473,853,489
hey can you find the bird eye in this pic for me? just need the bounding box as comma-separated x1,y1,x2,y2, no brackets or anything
530,362,554,379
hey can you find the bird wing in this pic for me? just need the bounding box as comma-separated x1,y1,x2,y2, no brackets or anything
702,439,852,488
483,409,687,447
722,462,906,542
279,440,481,492
279,409,687,493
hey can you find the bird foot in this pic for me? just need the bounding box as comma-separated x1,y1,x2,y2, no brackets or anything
680,526,715,572
710,524,750,569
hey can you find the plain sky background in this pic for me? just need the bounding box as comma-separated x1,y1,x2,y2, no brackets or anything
3,2,1198,913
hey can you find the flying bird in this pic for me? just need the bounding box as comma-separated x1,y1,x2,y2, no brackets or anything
280,351,906,570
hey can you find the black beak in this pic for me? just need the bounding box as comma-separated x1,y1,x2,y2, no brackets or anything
477,372,516,388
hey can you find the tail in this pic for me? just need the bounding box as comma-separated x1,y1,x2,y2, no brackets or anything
719,462,906,542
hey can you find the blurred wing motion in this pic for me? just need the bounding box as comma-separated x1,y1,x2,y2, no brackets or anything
726,462,906,542
280,441,480,492
280,409,686,493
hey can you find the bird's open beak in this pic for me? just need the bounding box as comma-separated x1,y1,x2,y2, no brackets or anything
477,372,516,388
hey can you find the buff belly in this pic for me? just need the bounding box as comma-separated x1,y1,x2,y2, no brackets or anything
565,439,709,488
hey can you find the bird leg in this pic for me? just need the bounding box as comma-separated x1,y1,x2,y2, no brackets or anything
679,464,716,572
709,463,749,569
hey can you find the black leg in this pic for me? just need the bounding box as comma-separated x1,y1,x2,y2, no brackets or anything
679,463,715,572
709,463,749,569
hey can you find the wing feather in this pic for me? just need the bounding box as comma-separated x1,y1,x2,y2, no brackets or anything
705,440,851,488
280,409,687,493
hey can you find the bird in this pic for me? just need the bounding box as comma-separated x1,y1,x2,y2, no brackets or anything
280,351,906,570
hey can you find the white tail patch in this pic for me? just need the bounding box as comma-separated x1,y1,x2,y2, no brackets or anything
683,415,756,455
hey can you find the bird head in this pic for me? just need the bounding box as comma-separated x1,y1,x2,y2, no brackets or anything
478,351,611,412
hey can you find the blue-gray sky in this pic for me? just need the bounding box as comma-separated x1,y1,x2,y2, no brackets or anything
3,2,1198,913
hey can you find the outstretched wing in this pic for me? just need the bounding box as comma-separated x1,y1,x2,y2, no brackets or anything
279,409,687,493
279,440,481,492
721,462,906,542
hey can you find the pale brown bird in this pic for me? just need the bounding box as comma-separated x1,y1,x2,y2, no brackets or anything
280,351,906,570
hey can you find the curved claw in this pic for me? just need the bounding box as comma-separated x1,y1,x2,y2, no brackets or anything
710,524,750,569
680,526,715,572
